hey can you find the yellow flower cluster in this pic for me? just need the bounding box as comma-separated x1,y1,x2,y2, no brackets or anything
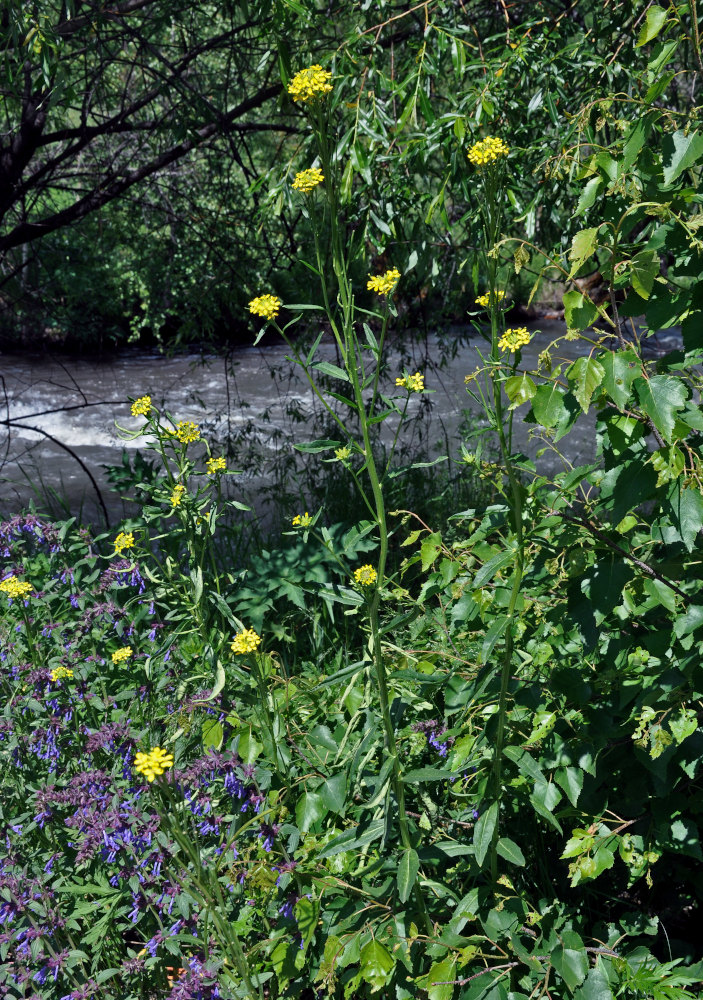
112,647,133,664
0,577,33,599
249,294,282,321
175,421,200,444
171,484,186,507
287,65,333,103
498,327,531,353
231,628,262,655
367,268,401,295
467,136,510,167
292,167,324,193
335,445,351,462
476,290,507,308
354,564,377,586
51,666,73,682
114,531,135,554
396,372,424,392
206,457,227,475
292,511,313,527
131,395,152,417
134,746,174,782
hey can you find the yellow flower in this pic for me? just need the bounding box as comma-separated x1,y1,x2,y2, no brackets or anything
231,628,262,655
0,577,33,599
292,511,313,527
335,445,352,462
467,136,510,167
292,167,324,193
114,531,135,554
130,395,152,417
170,484,186,507
367,268,401,295
287,65,333,103
134,746,174,782
112,647,133,664
51,666,74,682
206,457,227,475
354,564,377,586
498,327,531,353
476,290,507,308
248,294,282,321
396,372,424,392
175,421,200,444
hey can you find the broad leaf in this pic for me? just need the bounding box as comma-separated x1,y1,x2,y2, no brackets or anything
495,837,526,866
531,382,569,429
662,130,703,185
319,772,347,814
359,940,395,992
636,4,667,46
563,290,599,332
629,249,659,300
295,792,326,832
568,227,599,276
504,373,536,409
600,350,640,409
634,375,687,442
426,954,457,1000
567,356,605,413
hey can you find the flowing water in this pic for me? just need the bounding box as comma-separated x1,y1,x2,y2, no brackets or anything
0,321,680,527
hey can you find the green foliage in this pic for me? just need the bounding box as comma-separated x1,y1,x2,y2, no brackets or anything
3,3,703,999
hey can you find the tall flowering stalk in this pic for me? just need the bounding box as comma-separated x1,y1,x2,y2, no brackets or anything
249,64,430,929
466,136,527,881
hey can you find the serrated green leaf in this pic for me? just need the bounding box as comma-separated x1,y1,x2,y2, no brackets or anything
319,773,347,814
567,356,605,413
634,376,687,442
531,382,569,429
295,791,327,832
563,290,599,333
504,373,536,410
636,4,667,46
601,350,640,409
629,249,659,300
427,954,457,1000
359,940,395,991
568,227,599,277
669,708,697,745
662,130,703,185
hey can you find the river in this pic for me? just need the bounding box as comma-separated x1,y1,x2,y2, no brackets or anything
0,321,678,528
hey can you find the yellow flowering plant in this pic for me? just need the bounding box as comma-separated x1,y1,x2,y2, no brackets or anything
292,167,324,193
287,64,332,103
134,746,174,782
0,577,33,599
112,647,133,664
231,628,262,655
113,531,135,554
248,294,282,321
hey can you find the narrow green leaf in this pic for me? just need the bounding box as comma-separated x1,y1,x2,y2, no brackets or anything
397,847,420,903
473,801,499,867
294,438,341,453
312,361,350,382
